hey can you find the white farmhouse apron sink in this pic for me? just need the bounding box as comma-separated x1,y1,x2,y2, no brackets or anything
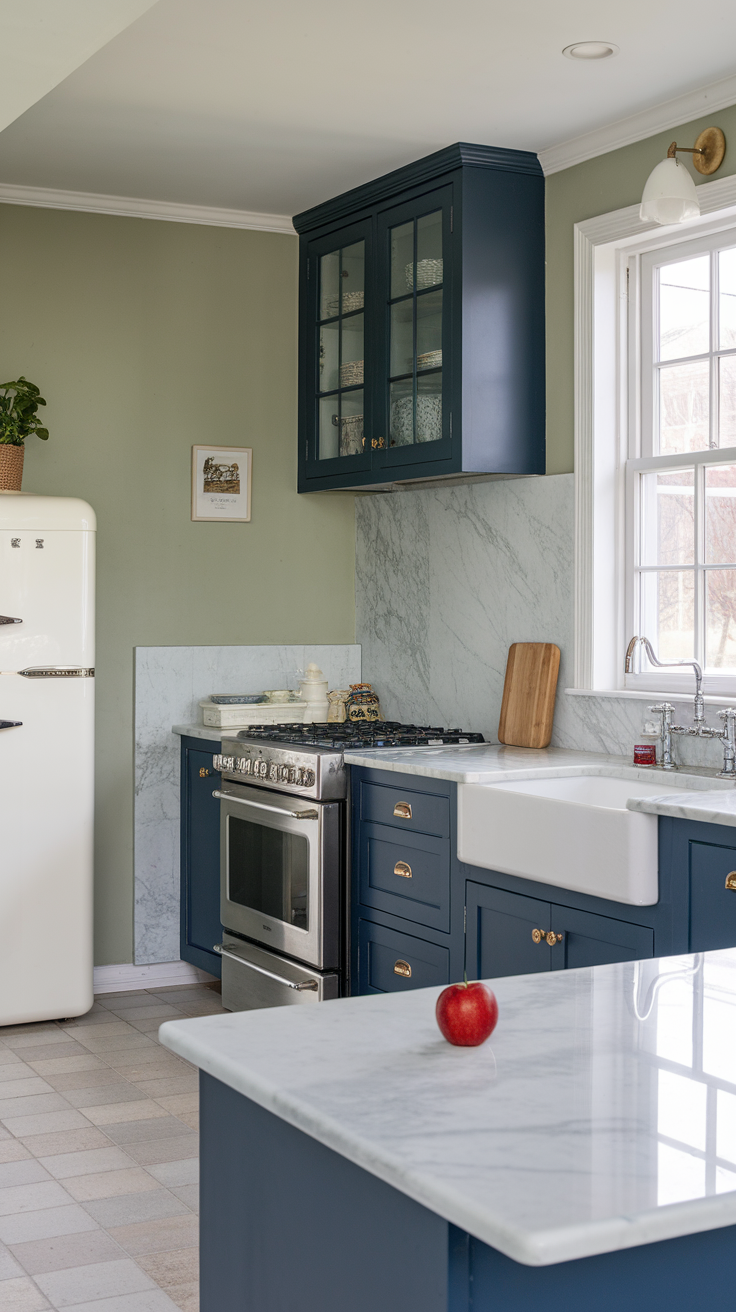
457,773,693,906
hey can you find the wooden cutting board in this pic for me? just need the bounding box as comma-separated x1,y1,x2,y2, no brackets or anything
498,642,561,749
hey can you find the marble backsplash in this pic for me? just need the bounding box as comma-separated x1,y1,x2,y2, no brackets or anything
134,644,361,965
356,473,719,768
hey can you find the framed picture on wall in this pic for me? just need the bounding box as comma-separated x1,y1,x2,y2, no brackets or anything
191,445,252,522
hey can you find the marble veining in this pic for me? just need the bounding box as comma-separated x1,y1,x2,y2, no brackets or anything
134,645,360,965
160,948,736,1267
628,789,736,827
355,474,724,769
344,742,736,791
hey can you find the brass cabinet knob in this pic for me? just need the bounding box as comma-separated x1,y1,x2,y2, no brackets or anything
394,861,412,878
393,802,412,819
532,928,544,944
393,959,412,978
199,767,211,778
532,928,563,946
546,931,563,947
726,872,736,890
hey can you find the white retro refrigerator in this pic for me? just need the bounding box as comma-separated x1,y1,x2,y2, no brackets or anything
0,494,95,1025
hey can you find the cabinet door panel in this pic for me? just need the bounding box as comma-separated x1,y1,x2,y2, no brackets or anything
550,905,654,971
357,920,450,994
359,824,450,931
466,882,551,980
360,780,450,838
184,749,222,973
690,840,736,951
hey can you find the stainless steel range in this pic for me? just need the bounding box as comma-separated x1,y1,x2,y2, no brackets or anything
212,721,485,1012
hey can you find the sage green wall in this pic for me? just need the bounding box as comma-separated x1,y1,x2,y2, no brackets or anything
0,203,355,966
546,102,736,474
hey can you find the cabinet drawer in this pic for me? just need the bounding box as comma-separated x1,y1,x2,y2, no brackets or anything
357,920,450,994
360,781,450,838
690,841,736,951
359,825,450,931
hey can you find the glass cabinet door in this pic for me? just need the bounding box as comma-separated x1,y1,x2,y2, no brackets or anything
311,230,371,466
377,187,452,466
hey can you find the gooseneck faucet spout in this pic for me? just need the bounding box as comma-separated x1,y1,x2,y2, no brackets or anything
625,636,704,724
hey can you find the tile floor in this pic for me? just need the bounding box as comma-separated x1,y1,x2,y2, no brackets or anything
0,981,225,1312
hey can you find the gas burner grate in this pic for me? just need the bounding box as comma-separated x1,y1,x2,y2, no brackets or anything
236,721,485,748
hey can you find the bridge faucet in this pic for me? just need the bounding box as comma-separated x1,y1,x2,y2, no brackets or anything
625,636,704,724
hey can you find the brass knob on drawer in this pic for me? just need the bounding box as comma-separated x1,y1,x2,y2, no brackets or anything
393,959,412,978
532,928,544,944
394,861,412,879
546,932,563,946
393,802,412,819
725,872,736,890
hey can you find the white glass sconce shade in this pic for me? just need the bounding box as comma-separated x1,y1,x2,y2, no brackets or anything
640,156,700,225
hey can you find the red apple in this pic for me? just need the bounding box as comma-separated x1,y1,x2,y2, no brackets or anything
436,981,498,1047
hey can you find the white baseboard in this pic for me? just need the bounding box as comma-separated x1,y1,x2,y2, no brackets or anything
93,960,218,994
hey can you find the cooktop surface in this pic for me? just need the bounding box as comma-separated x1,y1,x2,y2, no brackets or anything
236,722,486,749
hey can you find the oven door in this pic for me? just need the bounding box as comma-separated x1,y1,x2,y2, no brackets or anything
217,782,340,970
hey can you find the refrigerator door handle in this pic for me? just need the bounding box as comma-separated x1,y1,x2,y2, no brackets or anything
16,667,95,679
0,721,22,729
0,616,22,625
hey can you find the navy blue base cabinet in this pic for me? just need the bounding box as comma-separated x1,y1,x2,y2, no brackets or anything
294,142,545,492
200,1070,736,1312
350,767,736,994
179,735,222,978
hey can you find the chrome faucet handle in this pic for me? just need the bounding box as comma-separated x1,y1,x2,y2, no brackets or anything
718,710,736,778
718,708,736,721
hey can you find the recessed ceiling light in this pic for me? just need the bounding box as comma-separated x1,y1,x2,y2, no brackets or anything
562,41,619,60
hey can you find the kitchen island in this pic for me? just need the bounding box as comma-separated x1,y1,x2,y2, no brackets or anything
160,949,736,1311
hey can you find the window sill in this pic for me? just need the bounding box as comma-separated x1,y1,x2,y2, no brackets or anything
565,688,736,707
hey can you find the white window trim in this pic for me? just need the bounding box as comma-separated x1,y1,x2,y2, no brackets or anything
573,170,736,701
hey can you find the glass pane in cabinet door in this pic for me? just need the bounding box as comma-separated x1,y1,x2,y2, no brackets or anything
391,222,414,299
320,250,341,320
416,211,443,289
416,371,442,443
390,378,414,447
340,312,364,387
319,322,339,392
390,300,413,377
319,396,340,461
416,289,442,368
706,570,736,667
341,242,364,315
340,390,364,458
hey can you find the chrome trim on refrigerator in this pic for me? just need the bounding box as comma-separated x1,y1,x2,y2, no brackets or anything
17,666,95,678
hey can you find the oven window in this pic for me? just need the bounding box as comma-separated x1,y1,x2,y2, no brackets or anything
227,816,309,930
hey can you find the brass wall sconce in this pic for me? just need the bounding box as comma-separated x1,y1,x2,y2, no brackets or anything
640,126,727,226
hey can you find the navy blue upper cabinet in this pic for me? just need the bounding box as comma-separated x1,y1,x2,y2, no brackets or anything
294,143,545,492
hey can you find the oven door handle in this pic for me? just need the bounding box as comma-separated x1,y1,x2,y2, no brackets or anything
212,790,318,820
213,943,319,991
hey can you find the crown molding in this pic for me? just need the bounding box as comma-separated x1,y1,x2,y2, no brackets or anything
0,182,295,233
539,73,736,176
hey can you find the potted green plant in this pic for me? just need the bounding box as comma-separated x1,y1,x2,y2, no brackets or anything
0,377,49,491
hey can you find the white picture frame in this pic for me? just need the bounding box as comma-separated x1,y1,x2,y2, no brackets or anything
191,444,252,522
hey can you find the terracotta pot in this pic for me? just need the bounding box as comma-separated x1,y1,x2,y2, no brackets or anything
0,444,24,492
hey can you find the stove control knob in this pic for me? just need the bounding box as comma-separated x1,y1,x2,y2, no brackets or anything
259,760,268,778
213,754,222,771
219,756,234,772
278,765,289,782
236,758,249,773
302,769,316,788
269,764,279,782
289,767,301,785
243,758,252,774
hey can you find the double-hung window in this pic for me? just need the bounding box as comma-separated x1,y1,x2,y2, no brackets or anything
628,229,736,691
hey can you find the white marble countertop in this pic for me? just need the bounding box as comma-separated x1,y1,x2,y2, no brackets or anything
160,949,736,1267
627,788,736,827
173,723,228,742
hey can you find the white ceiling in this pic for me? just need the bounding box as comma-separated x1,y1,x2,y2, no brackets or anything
2,0,736,218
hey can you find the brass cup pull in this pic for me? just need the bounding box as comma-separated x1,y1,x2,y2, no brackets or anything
393,802,412,819
393,959,412,978
726,872,736,890
394,861,412,879
532,928,563,946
